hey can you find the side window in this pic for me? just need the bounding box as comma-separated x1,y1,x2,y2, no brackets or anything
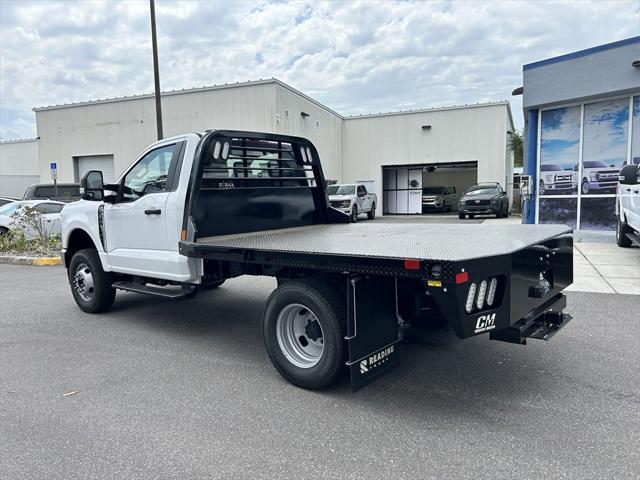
33,203,63,214
122,144,177,201
357,185,366,195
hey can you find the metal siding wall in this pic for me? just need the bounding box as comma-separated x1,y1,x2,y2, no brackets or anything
35,83,277,183
273,85,343,182
342,105,510,215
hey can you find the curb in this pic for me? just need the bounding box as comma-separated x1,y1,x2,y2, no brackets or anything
0,255,62,266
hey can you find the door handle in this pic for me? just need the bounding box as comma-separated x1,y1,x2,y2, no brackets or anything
144,208,162,215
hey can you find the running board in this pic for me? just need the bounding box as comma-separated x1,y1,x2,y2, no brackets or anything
112,281,195,299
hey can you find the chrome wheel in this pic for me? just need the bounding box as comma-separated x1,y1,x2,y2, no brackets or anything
73,262,95,302
276,303,324,368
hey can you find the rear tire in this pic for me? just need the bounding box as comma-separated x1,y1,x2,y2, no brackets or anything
616,215,633,248
68,248,115,313
458,213,465,220
0,227,8,236
350,205,358,223
263,278,347,390
367,203,376,220
469,214,475,219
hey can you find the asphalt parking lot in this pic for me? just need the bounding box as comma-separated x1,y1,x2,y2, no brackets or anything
1,264,639,479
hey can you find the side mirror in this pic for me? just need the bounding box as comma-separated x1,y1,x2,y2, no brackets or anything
619,164,640,185
80,170,104,201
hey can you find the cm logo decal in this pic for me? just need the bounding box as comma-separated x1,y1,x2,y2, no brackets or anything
474,313,496,334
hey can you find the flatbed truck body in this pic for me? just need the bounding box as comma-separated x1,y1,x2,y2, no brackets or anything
61,130,574,390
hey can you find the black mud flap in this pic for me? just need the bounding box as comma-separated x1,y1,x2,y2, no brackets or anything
345,276,400,391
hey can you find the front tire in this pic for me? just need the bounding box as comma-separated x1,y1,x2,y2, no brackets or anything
263,278,347,390
367,203,376,220
458,213,465,220
581,179,590,194
350,205,358,223
68,248,115,313
616,215,633,248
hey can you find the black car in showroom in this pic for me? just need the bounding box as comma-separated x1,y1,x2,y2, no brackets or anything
458,182,509,219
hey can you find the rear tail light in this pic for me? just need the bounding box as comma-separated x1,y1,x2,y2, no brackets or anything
465,283,477,313
486,278,498,306
476,280,487,310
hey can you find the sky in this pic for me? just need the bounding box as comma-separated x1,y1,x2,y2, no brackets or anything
1,0,639,140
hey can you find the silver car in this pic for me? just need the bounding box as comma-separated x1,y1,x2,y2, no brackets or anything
422,186,457,212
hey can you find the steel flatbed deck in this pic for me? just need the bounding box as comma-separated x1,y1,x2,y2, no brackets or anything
180,223,572,279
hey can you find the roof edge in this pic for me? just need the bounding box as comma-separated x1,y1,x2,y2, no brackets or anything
523,36,640,71
0,138,38,144
344,101,511,120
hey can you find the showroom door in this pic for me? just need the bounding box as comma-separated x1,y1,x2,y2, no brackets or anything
408,168,422,214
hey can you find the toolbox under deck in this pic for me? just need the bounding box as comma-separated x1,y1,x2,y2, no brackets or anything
184,223,572,262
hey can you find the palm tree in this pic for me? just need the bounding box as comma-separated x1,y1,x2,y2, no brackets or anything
507,130,523,168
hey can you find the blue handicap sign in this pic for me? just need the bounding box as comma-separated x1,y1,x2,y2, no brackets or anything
50,162,57,170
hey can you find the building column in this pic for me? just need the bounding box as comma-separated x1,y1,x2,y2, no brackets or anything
524,109,538,224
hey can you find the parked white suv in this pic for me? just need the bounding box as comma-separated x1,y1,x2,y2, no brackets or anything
616,163,640,247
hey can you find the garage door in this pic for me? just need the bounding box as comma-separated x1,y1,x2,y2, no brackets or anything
74,155,115,183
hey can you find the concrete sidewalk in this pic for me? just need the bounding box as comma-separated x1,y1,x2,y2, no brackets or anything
569,242,640,295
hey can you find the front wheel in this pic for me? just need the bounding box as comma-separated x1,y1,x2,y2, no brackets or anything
458,213,465,220
581,179,590,194
350,205,358,223
616,215,633,247
367,203,376,220
68,248,115,313
263,278,347,389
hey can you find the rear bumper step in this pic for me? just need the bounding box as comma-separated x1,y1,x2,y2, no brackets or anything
490,294,572,345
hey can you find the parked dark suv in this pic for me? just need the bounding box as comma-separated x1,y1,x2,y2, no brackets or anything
23,183,81,203
458,182,509,219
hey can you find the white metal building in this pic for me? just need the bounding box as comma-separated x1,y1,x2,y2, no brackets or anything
0,138,40,197
13,79,514,214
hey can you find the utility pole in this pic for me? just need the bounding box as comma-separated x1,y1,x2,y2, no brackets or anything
149,0,163,140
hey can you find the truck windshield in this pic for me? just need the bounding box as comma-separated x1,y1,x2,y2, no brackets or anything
422,187,445,194
327,185,355,195
541,164,563,171
583,161,609,168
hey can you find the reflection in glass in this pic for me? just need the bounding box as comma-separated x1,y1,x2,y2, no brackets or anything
539,198,577,229
540,106,580,195
580,197,616,231
581,98,629,195
631,96,639,166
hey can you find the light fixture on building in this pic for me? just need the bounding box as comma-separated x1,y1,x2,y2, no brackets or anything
512,86,523,95
421,125,431,130
301,111,310,118
632,59,640,68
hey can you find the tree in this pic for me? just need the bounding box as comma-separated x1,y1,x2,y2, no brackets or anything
508,130,523,168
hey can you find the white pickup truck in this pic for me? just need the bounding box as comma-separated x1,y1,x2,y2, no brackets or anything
616,163,640,247
327,183,376,222
60,130,575,391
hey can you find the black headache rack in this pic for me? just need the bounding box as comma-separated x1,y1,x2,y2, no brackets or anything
181,130,348,241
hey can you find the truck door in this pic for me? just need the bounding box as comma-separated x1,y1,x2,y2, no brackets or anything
357,185,368,211
103,142,181,276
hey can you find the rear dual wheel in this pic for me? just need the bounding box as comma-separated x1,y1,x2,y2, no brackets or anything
263,278,347,390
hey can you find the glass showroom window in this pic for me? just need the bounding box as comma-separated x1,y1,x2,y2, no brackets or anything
538,106,580,226
631,96,640,165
